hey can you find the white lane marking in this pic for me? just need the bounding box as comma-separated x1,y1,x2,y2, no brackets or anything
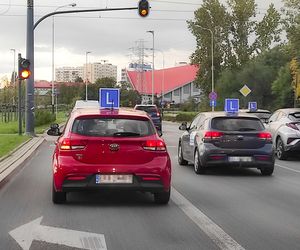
9,217,107,250
171,188,245,250
276,163,300,173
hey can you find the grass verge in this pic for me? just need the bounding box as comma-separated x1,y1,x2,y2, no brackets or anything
0,135,30,158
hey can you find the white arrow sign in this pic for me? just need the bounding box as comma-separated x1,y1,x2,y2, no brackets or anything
9,217,107,250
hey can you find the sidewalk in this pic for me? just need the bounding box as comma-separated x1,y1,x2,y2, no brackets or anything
0,135,45,183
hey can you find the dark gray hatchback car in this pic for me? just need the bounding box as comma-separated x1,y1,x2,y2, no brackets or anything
178,112,275,175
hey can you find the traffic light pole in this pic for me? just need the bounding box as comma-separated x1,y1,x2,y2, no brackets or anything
26,0,35,136
18,53,22,135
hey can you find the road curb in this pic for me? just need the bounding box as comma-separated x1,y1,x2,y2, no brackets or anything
0,136,45,183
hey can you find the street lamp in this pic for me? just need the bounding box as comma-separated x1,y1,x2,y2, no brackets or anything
147,30,154,104
52,3,76,115
85,51,92,101
155,49,165,106
10,49,16,86
196,25,214,111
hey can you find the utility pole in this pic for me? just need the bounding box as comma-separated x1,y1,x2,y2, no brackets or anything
18,53,22,135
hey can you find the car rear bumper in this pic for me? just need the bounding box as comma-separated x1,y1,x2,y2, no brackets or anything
61,174,166,193
53,156,171,192
200,145,275,169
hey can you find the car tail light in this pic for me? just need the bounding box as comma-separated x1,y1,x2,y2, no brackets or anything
286,123,299,131
209,154,226,161
66,176,86,181
143,140,166,151
142,176,161,181
60,138,87,150
257,132,272,143
157,112,160,117
203,131,224,142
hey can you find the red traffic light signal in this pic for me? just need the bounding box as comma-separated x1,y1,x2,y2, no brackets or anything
18,57,31,80
138,0,149,17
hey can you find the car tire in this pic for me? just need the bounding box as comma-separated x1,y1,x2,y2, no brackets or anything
260,166,274,176
52,183,66,204
194,149,205,175
276,137,288,160
178,143,188,165
154,190,170,204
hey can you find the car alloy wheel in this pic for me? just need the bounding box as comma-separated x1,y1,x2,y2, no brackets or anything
276,137,288,160
178,143,188,165
194,149,205,174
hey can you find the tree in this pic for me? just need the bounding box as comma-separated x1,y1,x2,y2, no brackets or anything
271,63,294,109
74,76,84,83
188,0,281,98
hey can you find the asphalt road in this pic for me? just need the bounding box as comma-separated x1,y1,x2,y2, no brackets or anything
1,121,300,250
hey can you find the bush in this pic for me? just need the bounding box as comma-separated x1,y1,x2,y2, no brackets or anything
35,109,56,126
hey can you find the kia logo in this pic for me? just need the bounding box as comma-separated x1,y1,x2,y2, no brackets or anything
109,143,120,151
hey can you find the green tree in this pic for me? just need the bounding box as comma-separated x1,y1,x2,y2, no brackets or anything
271,63,294,109
74,76,84,83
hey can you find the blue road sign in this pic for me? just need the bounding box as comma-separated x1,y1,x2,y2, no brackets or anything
209,100,216,107
99,88,120,109
224,99,239,113
248,102,257,111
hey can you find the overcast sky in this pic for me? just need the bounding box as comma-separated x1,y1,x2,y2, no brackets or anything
0,0,283,82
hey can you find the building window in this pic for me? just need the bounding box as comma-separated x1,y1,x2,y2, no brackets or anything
164,93,171,99
173,88,180,96
183,84,190,94
193,83,200,92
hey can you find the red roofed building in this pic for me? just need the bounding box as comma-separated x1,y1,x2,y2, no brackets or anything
126,64,200,104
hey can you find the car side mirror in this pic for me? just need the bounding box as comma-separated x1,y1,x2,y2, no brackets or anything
157,130,163,137
179,122,188,131
47,123,62,136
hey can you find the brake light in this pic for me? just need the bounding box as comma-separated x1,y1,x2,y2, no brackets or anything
60,138,87,150
143,140,166,151
258,132,272,143
157,112,160,117
204,131,224,139
286,123,299,131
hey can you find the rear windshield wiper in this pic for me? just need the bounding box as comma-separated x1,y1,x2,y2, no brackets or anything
113,132,141,137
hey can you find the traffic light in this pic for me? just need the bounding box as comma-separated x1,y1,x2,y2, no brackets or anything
18,56,31,80
138,0,149,17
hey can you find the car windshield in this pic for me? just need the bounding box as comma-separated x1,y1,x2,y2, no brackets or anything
250,112,271,120
135,106,158,114
71,118,155,137
211,117,264,131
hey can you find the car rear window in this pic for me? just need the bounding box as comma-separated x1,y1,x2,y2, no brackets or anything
71,118,155,137
135,106,158,114
289,112,300,121
211,117,264,131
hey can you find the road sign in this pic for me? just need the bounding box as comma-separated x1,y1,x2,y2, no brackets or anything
248,102,257,111
225,99,239,113
239,85,251,97
210,100,216,107
99,88,120,109
209,91,217,100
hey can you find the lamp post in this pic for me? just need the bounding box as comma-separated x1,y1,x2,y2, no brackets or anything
10,49,16,86
85,51,92,101
196,25,214,111
52,3,76,115
155,49,165,106
147,30,154,104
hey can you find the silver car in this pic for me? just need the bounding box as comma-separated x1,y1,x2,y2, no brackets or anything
266,108,300,160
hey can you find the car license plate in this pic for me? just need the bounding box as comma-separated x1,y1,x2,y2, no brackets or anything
96,174,133,184
228,156,252,162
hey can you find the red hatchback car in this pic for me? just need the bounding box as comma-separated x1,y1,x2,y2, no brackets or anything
48,108,171,204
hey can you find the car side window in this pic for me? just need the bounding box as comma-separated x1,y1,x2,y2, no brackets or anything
190,114,201,130
196,115,206,129
269,111,279,123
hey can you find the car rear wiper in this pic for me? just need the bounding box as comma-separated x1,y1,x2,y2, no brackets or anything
237,128,257,131
113,132,141,137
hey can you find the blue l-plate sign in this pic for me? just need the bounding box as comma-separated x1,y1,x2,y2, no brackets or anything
99,88,120,109
224,99,239,113
248,102,257,111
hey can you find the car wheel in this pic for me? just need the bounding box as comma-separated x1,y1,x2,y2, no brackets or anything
154,190,170,204
52,183,66,204
260,165,274,176
276,137,288,160
178,143,188,165
194,149,205,175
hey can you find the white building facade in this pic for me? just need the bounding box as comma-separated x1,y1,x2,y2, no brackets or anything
83,63,117,83
55,67,83,82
